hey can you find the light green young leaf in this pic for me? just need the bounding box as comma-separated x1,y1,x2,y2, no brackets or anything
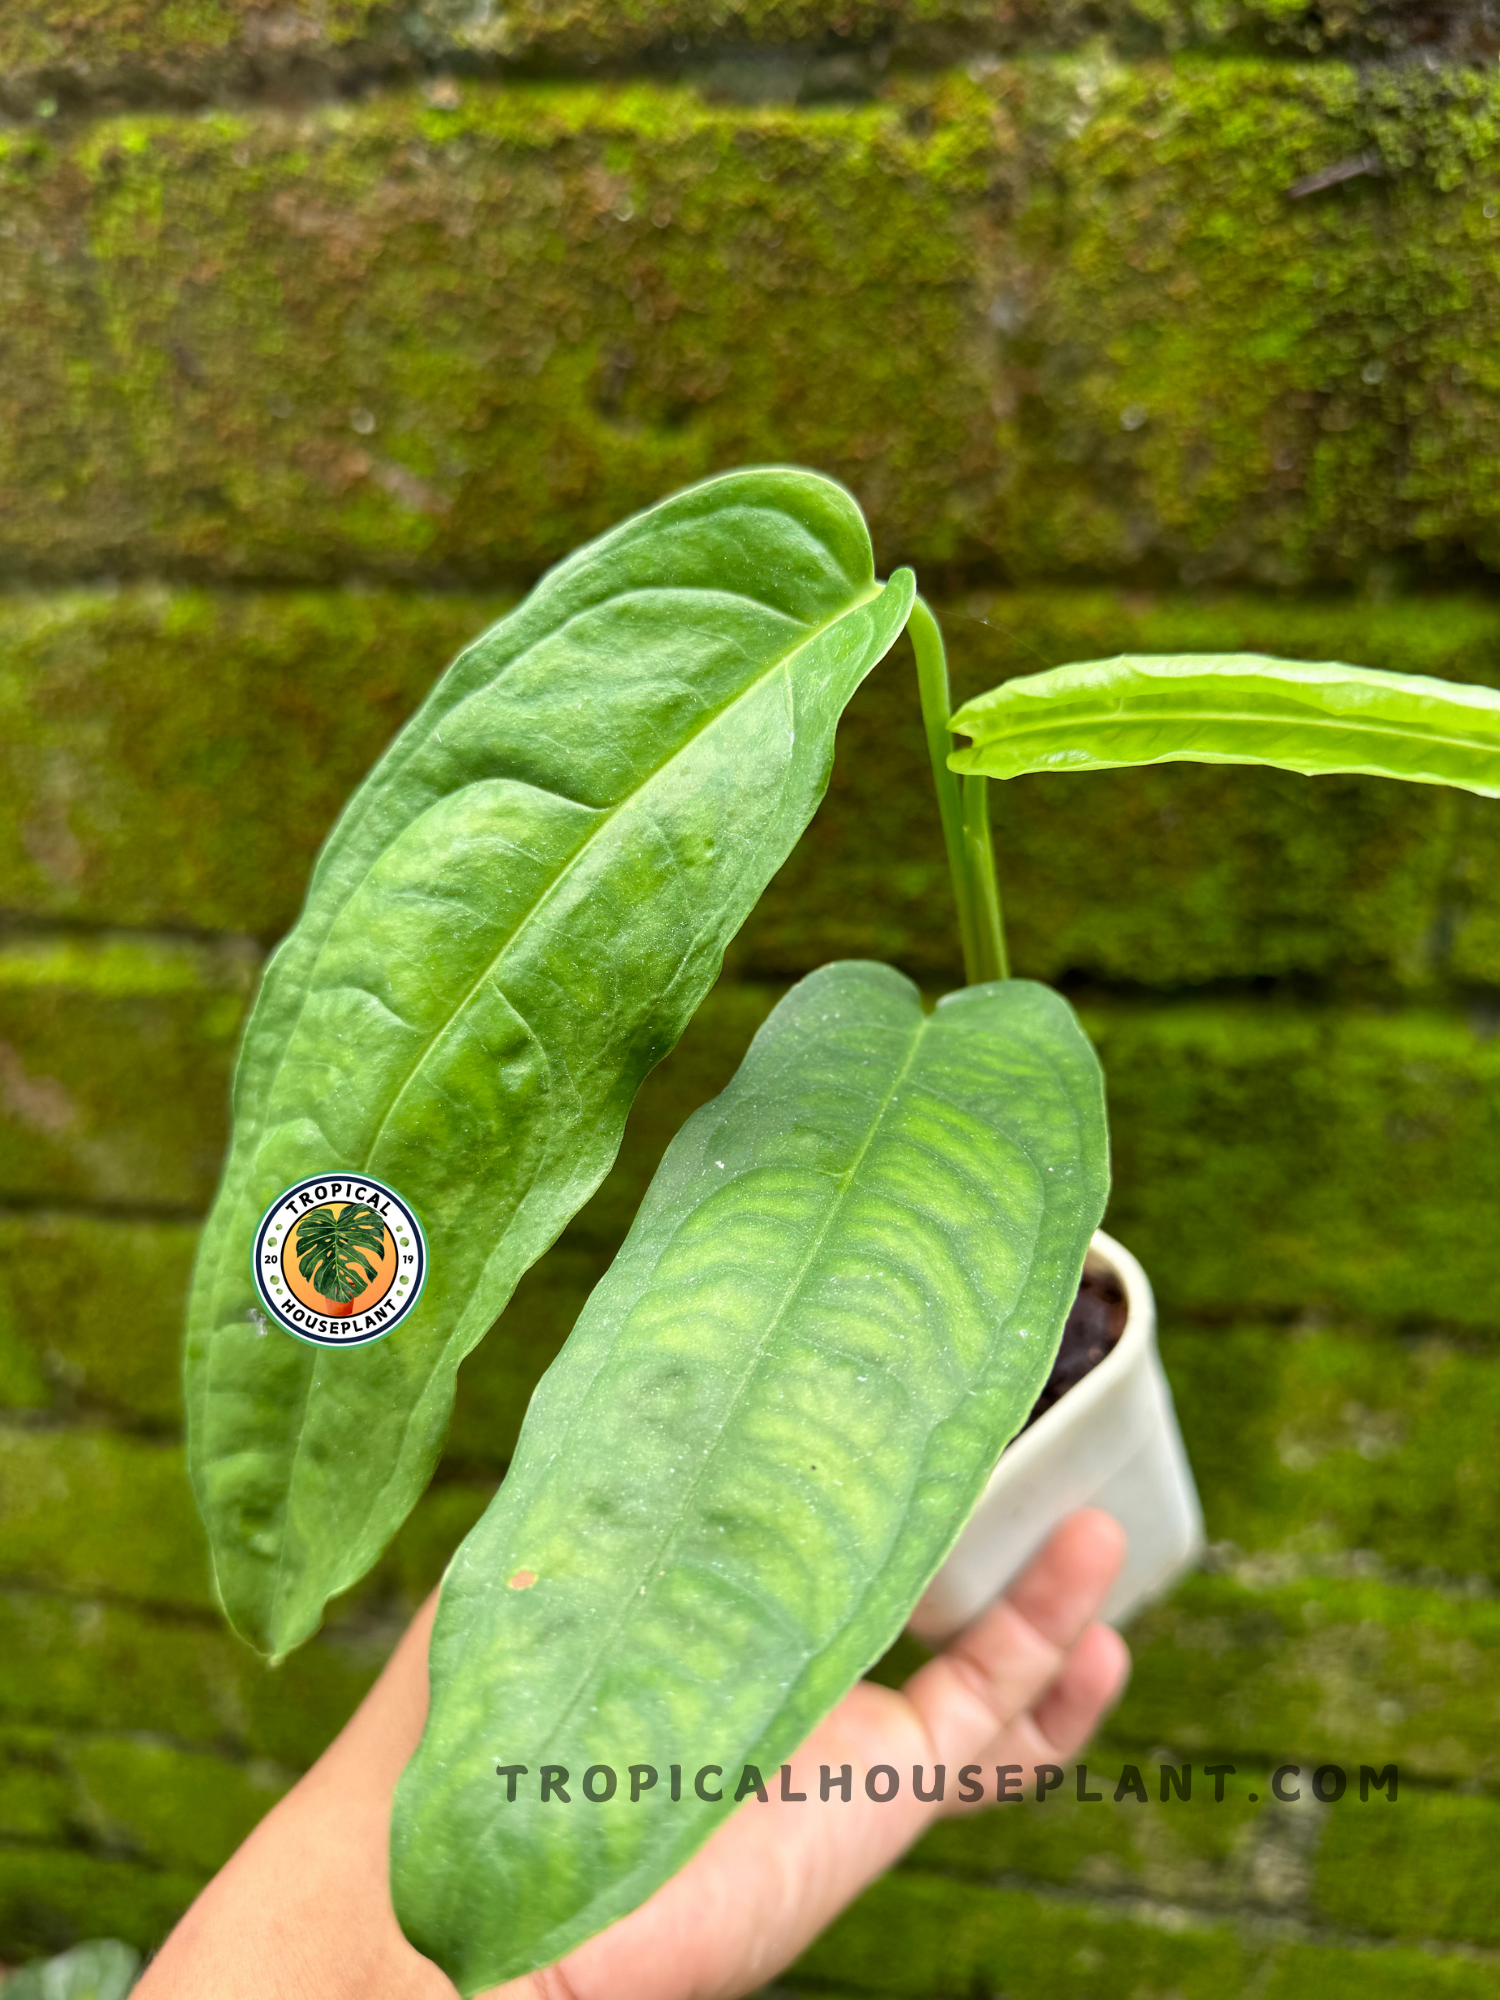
391,960,1109,1994
948,654,1500,795
186,469,915,1659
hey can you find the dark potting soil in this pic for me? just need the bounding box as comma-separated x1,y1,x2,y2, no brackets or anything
1021,1266,1128,1432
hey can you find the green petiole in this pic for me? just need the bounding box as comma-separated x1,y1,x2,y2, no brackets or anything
962,770,1008,983
909,594,1008,984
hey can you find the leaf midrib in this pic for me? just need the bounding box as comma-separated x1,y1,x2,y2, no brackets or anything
356,578,882,1176
524,1008,927,1765
962,699,1500,760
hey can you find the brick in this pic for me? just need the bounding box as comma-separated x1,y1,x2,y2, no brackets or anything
0,1588,383,1768
443,1244,602,1473
906,1747,1500,1952
1114,1571,1500,1786
1313,1785,1500,1947
909,1757,1302,1910
1091,1000,1500,1329
0,2,1481,119
791,1870,1500,2000
0,1206,595,1477
0,1211,196,1426
795,1870,1239,1998
0,80,998,584
1162,1323,1500,1583
0,1429,213,1610
1254,1941,1500,2000
0,586,508,937
0,1728,71,1847
0,932,254,1211
0,1722,292,1875
0,1847,200,1962
3,66,1500,585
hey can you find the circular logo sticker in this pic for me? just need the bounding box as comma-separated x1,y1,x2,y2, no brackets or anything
252,1175,426,1347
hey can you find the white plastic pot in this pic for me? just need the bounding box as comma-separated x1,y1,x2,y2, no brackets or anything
909,1230,1203,1644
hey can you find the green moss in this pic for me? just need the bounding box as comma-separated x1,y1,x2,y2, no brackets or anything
0,1848,199,1962
1090,999,1500,1327
0,1728,73,1847
0,587,510,937
444,1244,604,1471
0,0,1476,117
1256,1944,1500,2000
909,1741,1500,1952
0,1213,197,1427
0,1433,214,1609
1313,1787,1500,1946
0,933,253,1210
0,1588,385,1767
6,65,1500,584
794,1869,1500,1999
62,1731,290,1873
1001,57,1500,585
1164,1322,1500,1581
1,80,998,581
571,980,783,1245
0,1723,292,1874
799,1871,1238,1996
910,1759,1286,1906
1116,1571,1500,1783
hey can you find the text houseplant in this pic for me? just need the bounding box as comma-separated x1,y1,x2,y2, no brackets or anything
183,466,1500,1994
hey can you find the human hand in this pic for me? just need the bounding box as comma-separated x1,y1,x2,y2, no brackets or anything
137,1509,1128,2000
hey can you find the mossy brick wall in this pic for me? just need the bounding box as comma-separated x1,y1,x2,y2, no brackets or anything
3,4,1500,1989
3,1,1495,116
13,62,1500,587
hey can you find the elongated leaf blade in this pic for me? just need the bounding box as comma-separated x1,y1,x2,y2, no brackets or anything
391,961,1109,1993
186,470,916,1658
948,654,1500,795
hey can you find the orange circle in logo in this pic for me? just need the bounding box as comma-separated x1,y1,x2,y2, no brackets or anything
282,1203,399,1319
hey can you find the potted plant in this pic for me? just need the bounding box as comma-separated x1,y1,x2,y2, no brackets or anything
909,1230,1198,1643
184,466,1500,1995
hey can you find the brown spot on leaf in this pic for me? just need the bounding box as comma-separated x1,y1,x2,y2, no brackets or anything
507,1569,537,1590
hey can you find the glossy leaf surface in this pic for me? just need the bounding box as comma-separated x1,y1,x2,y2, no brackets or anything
391,961,1109,1993
949,654,1500,795
185,470,916,1658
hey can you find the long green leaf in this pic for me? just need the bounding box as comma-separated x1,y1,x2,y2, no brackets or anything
948,654,1500,795
186,470,916,1659
391,960,1108,1994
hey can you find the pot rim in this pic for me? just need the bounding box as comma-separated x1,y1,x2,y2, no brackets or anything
993,1227,1155,1481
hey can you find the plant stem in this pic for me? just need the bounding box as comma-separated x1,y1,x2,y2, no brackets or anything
909,595,982,982
962,773,1009,982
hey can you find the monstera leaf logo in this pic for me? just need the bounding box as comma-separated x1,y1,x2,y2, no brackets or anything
294,1203,387,1314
